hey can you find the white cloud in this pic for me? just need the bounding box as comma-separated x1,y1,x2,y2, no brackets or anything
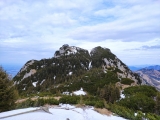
69,1,160,41
0,0,160,65
36,13,77,27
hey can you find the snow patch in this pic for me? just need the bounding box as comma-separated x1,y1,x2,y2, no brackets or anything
69,72,72,76
40,79,45,85
73,88,86,95
32,82,38,87
120,91,125,99
135,113,137,116
88,61,92,69
0,105,126,120
104,70,107,73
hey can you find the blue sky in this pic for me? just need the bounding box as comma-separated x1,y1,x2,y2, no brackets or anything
0,0,160,66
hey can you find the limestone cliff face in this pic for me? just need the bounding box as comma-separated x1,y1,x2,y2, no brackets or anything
90,46,142,84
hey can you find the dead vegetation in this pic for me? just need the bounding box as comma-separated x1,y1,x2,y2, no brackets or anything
94,108,112,116
16,96,61,104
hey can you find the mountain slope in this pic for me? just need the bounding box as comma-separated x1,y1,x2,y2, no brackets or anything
145,65,160,70
136,67,160,90
13,44,143,95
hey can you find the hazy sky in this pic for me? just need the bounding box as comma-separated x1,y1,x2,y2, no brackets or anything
0,0,160,66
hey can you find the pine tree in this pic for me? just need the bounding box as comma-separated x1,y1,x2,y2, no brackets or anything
155,93,160,115
99,84,120,103
0,66,18,112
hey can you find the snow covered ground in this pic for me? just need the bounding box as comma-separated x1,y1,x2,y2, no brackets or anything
120,91,125,99
73,88,86,95
0,104,126,120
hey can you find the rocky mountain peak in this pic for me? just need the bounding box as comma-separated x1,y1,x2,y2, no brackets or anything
90,46,111,56
13,45,144,94
54,44,88,58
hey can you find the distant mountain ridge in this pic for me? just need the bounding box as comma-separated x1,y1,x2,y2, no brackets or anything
13,44,143,94
144,65,160,70
129,65,152,71
136,65,160,90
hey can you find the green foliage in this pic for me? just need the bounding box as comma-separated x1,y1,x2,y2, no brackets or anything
13,52,91,94
118,93,155,113
91,46,115,60
110,104,160,120
146,113,160,120
121,78,134,85
13,45,157,119
36,98,59,106
115,85,160,118
99,84,120,103
135,111,145,120
38,92,53,97
85,100,104,108
51,69,120,96
59,96,80,104
113,68,123,73
13,45,142,101
155,93,160,115
85,101,97,106
94,101,104,108
0,66,18,112
123,85,157,97
16,97,59,109
81,95,104,108
110,104,135,119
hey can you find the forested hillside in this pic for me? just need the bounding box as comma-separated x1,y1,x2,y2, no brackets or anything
13,45,142,95
9,45,160,119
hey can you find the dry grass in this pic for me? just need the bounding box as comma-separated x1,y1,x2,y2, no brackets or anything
15,98,28,103
94,108,112,116
15,96,61,103
116,82,138,90
121,84,130,89
53,96,61,100
75,104,86,108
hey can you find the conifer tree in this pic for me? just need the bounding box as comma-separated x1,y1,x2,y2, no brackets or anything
100,84,120,103
0,66,18,112
155,93,160,115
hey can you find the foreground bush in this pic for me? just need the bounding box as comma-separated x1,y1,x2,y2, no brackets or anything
0,66,18,112
120,78,134,85
110,104,135,119
59,96,80,104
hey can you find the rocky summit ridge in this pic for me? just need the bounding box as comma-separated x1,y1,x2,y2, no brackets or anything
13,44,143,94
54,44,88,58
